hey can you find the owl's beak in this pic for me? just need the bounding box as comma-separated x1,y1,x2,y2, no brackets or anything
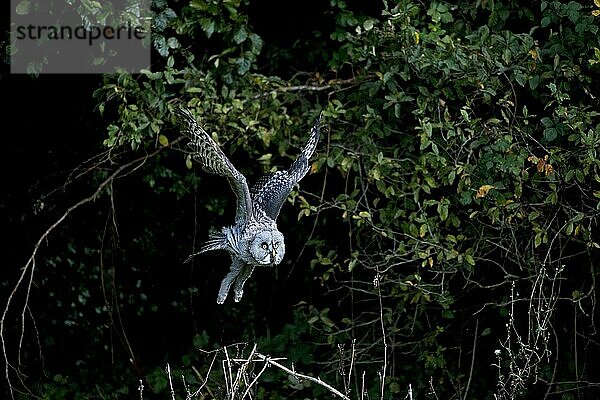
270,249,276,264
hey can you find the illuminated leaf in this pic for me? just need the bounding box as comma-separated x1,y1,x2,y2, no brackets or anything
465,254,475,266
534,232,542,247
347,259,356,272
233,27,248,44
310,161,319,174
566,222,573,235
15,0,31,15
358,211,371,220
297,208,310,221
528,49,538,59
476,185,495,198
257,153,272,162
437,202,448,221
158,134,169,147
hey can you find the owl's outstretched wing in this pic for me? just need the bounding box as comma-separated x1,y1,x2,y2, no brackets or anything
251,113,321,220
178,108,252,224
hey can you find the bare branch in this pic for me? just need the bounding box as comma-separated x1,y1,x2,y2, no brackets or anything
1,139,180,398
250,352,350,400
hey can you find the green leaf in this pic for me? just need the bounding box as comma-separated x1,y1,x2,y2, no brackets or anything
543,127,557,142
460,108,470,122
545,191,558,205
566,222,574,235
465,254,475,266
153,36,168,57
158,135,169,147
320,316,335,328
540,117,553,127
528,75,539,90
233,27,248,44
347,259,356,272
515,73,526,87
297,208,310,221
200,19,215,38
167,37,179,49
438,202,449,221
358,211,371,220
257,153,272,163
235,57,251,75
15,0,31,15
541,16,551,27
534,232,543,248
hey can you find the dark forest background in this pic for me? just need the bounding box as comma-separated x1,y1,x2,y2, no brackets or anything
2,0,600,399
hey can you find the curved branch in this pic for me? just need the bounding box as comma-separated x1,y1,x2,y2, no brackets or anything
0,139,181,398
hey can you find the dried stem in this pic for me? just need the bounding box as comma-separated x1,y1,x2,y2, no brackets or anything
0,140,181,398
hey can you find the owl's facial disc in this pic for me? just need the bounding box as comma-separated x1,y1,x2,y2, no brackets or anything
250,231,285,266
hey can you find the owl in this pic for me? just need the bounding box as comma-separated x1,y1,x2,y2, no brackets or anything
178,108,321,304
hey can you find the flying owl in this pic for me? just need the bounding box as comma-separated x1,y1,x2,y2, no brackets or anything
178,108,321,304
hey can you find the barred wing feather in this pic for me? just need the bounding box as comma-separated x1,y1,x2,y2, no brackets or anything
251,114,321,220
178,108,253,224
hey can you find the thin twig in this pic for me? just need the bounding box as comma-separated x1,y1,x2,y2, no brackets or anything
224,346,234,399
377,275,388,400
250,352,350,400
361,371,366,400
231,343,257,400
0,140,180,398
463,319,479,400
138,379,144,400
189,356,218,398
429,377,440,400
251,78,356,99
347,339,356,398
240,357,269,400
166,363,176,400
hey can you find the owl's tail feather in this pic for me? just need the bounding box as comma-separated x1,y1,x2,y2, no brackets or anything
184,232,227,263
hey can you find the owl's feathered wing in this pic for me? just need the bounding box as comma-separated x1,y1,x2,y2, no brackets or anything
251,113,321,220
178,108,252,224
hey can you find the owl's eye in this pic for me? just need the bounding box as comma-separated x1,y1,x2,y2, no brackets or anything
273,242,279,249
261,242,268,250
